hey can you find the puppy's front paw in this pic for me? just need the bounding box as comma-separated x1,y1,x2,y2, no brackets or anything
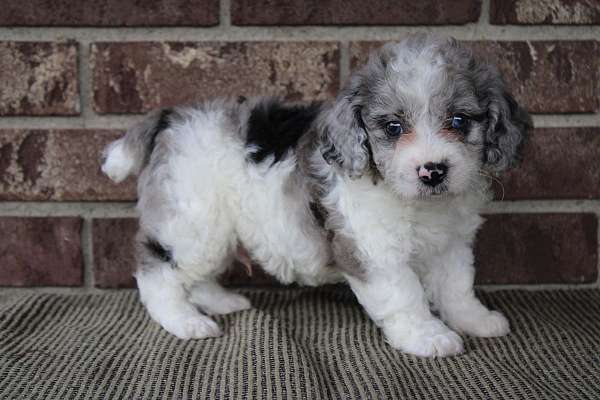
386,319,464,357
402,330,464,358
462,311,510,338
160,312,223,340
447,309,510,338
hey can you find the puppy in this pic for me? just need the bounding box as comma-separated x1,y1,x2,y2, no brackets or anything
102,35,531,357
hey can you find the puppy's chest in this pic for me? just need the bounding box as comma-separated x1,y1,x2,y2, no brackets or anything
321,178,490,274
333,179,483,255
409,203,482,254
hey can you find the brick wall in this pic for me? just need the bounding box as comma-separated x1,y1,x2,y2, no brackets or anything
0,0,599,289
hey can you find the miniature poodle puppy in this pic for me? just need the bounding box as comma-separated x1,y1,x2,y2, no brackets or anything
102,34,531,357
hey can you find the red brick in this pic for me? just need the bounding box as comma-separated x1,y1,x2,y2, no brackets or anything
91,218,279,288
93,214,597,287
0,217,83,286
0,41,79,116
0,130,136,201
0,0,218,26
231,0,481,25
494,128,600,200
92,218,138,288
350,41,389,72
475,214,597,284
350,41,599,113
91,41,340,114
491,0,600,25
467,41,598,113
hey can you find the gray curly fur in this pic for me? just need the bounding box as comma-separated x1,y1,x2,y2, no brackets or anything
319,34,532,177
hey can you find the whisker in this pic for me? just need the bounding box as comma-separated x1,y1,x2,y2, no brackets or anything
478,170,505,201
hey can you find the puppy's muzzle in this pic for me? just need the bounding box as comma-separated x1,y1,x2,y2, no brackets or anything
417,162,448,187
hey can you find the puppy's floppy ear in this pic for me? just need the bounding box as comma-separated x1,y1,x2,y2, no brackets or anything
476,64,533,171
319,73,370,179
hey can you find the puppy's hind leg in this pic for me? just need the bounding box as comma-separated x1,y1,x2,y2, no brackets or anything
174,230,251,316
136,243,222,340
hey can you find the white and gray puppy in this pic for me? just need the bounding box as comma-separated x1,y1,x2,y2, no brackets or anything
102,35,531,357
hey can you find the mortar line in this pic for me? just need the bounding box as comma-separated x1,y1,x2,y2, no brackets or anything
220,0,231,28
0,115,142,130
79,37,94,126
478,0,491,28
0,25,599,41
477,282,600,291
531,114,600,127
0,202,138,217
0,113,598,131
1,200,600,216
596,210,600,287
484,200,600,213
81,217,94,288
460,0,489,41
0,282,598,293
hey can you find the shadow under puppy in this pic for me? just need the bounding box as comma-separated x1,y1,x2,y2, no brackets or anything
102,34,531,357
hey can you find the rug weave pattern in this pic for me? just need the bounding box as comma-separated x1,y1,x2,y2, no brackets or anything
1,288,599,399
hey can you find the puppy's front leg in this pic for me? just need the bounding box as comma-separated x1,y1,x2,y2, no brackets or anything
424,240,510,338
346,265,464,357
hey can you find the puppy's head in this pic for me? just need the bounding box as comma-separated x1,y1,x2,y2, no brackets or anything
321,35,532,199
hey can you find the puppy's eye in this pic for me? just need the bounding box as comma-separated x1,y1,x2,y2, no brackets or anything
385,121,404,136
451,114,470,132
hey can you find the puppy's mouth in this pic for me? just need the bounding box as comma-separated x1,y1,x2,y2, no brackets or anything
417,183,449,198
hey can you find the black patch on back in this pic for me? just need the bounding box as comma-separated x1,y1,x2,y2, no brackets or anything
148,108,173,155
246,100,321,163
144,237,173,265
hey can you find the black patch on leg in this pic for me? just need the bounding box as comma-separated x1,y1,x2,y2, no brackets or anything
309,201,328,228
143,237,173,265
246,99,321,163
331,233,366,279
148,109,173,155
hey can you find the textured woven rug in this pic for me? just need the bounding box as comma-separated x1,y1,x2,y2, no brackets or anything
1,288,599,399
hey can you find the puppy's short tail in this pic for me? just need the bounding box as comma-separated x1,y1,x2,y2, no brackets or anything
101,109,172,183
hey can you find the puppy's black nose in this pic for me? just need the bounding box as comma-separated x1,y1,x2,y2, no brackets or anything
418,162,448,187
